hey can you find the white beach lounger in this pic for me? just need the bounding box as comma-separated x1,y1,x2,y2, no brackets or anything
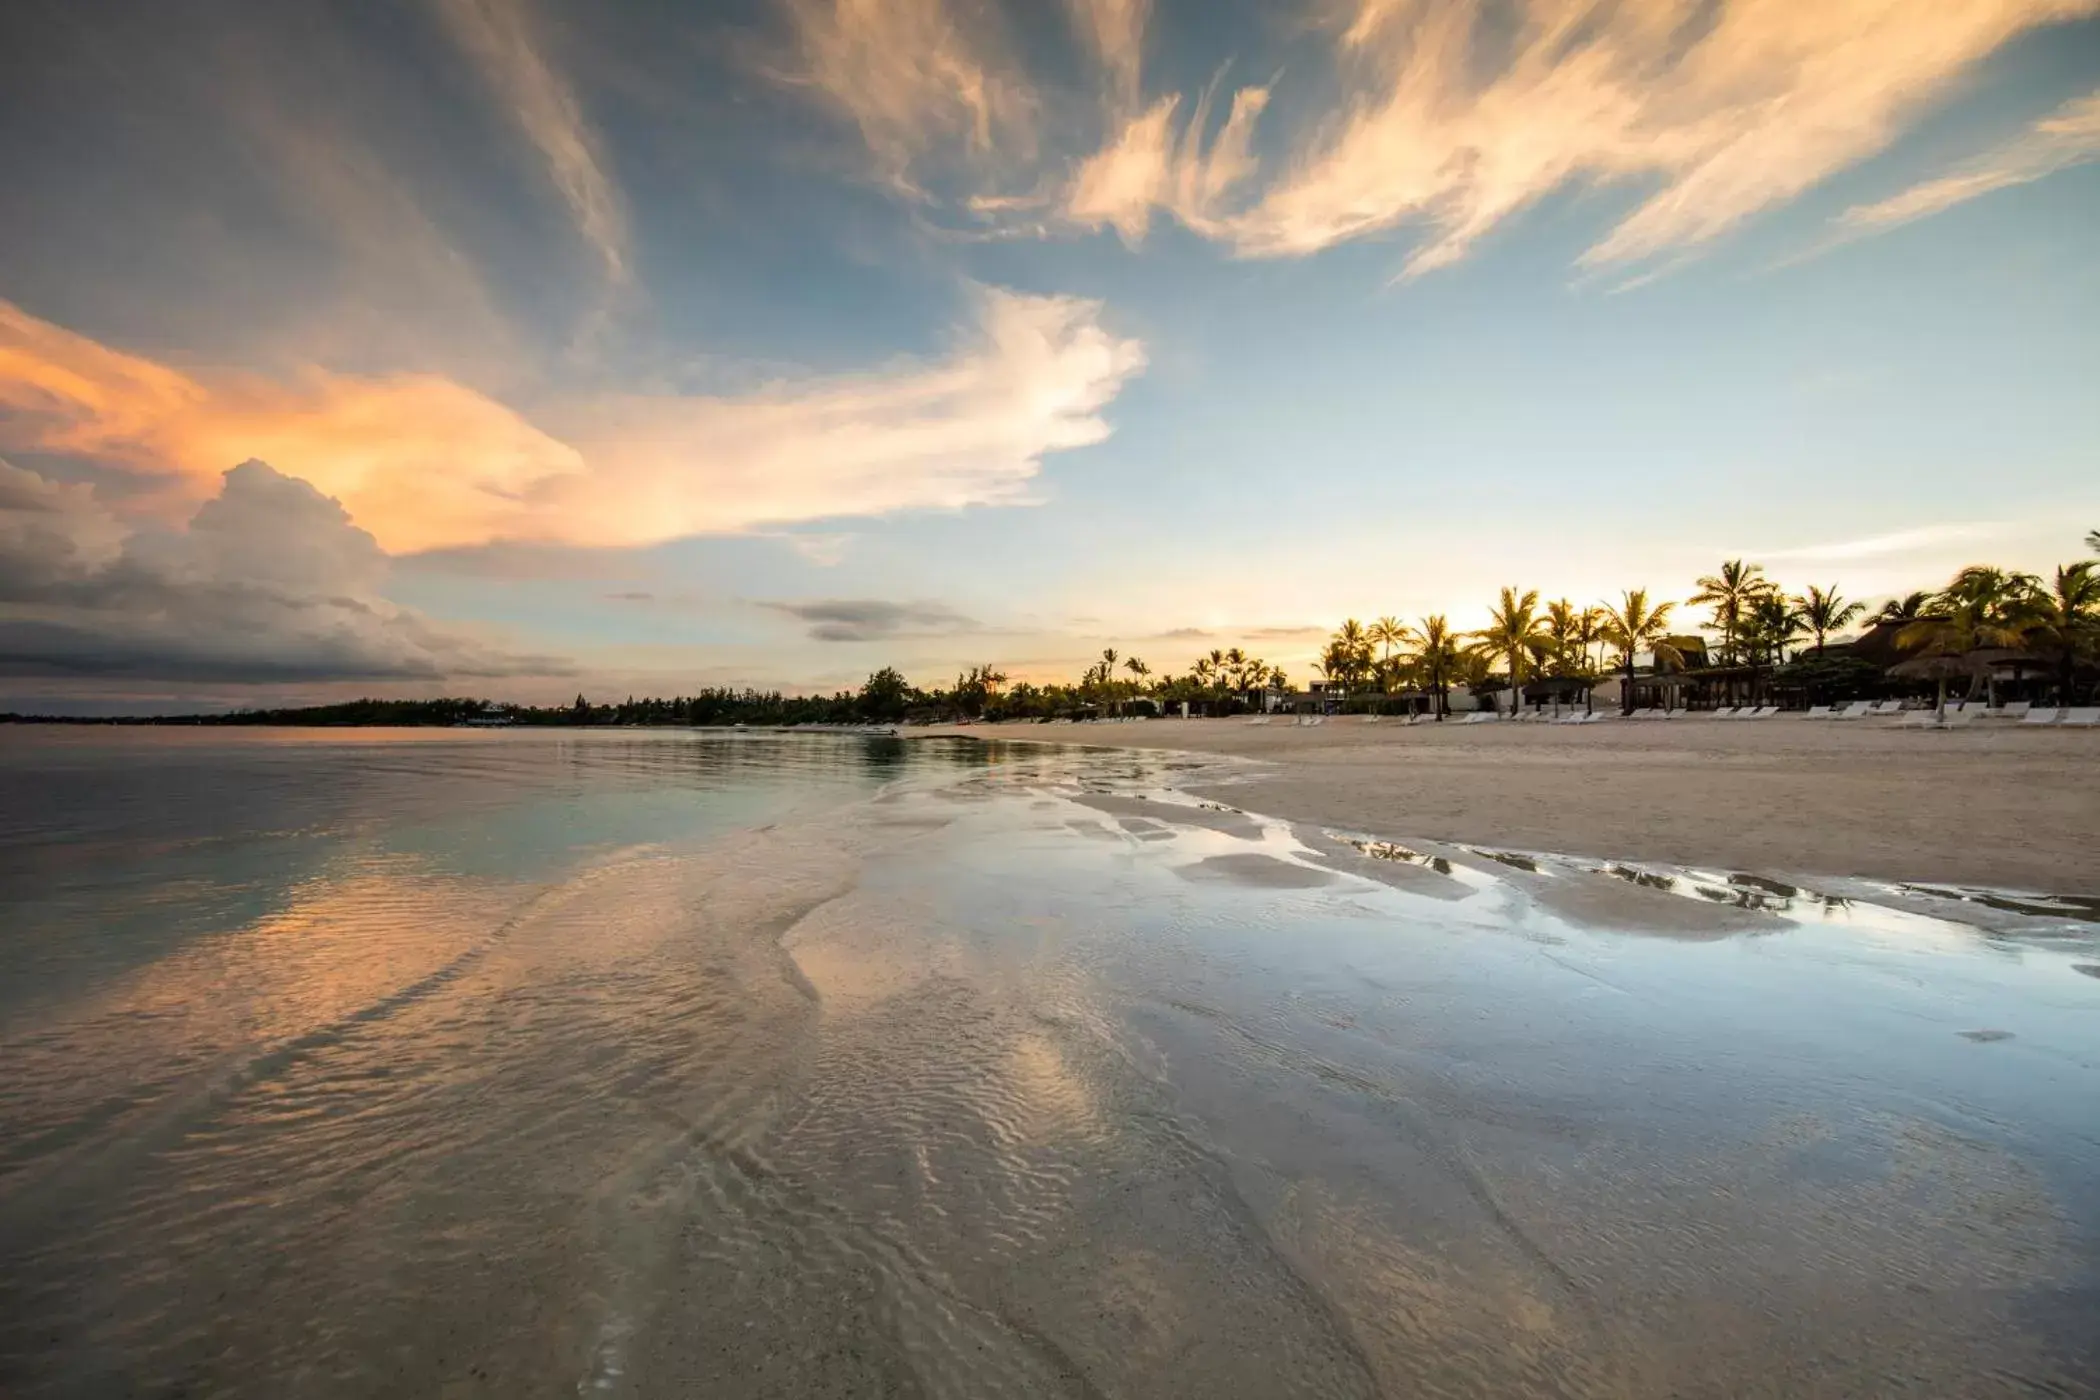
1663,707,1688,720
1833,701,1874,720
1990,702,2029,720
2020,706,2061,726
1869,700,1907,717
1801,705,1833,719
1711,706,1741,720
2062,707,2100,727
1940,707,1978,728
1246,715,1271,726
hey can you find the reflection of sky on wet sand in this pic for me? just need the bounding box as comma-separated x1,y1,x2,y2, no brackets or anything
2,730,2097,1397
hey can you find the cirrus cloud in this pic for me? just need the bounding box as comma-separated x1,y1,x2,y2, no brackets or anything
779,0,2100,276
1834,86,2100,235
1229,0,2100,273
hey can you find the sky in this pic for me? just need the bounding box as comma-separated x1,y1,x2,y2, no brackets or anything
2,0,2097,713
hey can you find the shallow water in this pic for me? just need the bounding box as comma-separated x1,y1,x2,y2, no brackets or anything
1,728,2096,1397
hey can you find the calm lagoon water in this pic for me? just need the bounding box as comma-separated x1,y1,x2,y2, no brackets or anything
1,728,2096,1397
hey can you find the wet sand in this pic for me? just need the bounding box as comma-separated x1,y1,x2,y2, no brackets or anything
930,716,2100,893
3,730,2097,1398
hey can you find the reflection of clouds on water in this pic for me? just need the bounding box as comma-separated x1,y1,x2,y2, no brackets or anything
3,730,2097,1397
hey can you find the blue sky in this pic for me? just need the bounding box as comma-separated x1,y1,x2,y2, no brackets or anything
2,0,2097,708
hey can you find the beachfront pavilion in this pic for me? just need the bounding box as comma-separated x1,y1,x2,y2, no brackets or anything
1518,676,1597,717
1619,672,1695,713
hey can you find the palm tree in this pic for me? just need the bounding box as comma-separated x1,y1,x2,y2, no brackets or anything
1333,620,1373,691
1369,616,1405,694
1123,655,1150,706
1601,589,1682,715
1691,560,1776,666
2022,562,2099,704
1542,598,1588,676
1897,567,2037,716
2087,528,2099,555
1742,594,1804,700
1572,606,1607,674
1795,584,1865,655
1469,588,1548,717
1873,591,1931,626
1403,615,1460,719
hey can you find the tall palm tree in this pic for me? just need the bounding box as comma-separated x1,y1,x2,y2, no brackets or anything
1691,560,1776,666
1748,594,1805,666
2013,562,2096,704
1573,605,1607,675
1332,620,1372,691
1601,589,1682,715
1873,591,1931,625
1403,615,1460,719
2087,528,2099,555
1542,598,1586,676
1369,616,1405,692
1796,584,1865,655
1897,567,2037,715
1470,588,1547,717
1123,655,1150,701
1743,594,1804,700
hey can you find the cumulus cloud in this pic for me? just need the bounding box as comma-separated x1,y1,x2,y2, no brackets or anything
0,459,568,682
759,598,978,642
1834,86,2100,235
0,289,1144,555
438,0,630,284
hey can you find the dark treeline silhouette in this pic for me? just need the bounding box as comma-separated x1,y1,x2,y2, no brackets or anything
8,539,2096,726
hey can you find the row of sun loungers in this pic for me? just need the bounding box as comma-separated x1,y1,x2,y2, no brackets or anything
1253,704,2096,727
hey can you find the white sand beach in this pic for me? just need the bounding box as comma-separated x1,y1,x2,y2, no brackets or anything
934,716,2100,893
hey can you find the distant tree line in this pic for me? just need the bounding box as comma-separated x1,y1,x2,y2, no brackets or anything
8,534,2095,726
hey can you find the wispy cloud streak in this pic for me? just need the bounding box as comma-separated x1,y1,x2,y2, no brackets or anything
1231,0,2099,274
1835,87,2100,235
439,0,630,284
781,0,1038,197
1066,83,1270,242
